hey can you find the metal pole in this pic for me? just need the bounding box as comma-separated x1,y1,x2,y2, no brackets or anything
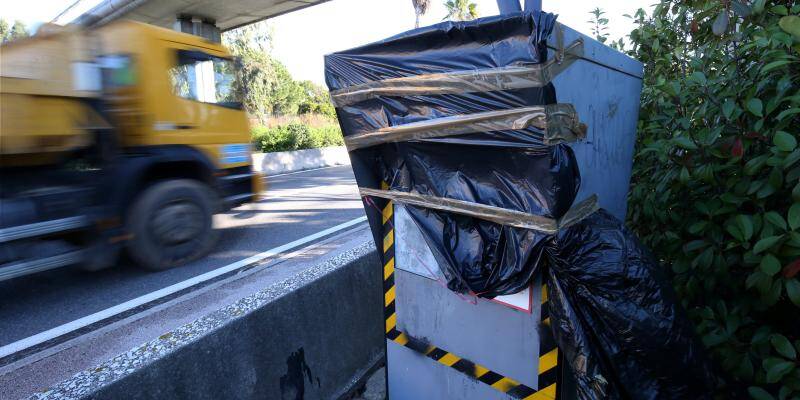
496,0,521,14
523,0,542,12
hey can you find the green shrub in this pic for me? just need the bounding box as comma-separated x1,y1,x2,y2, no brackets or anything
625,1,800,398
285,123,312,149
308,126,345,148
251,123,343,153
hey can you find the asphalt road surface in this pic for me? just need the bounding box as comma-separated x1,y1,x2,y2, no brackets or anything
0,165,364,347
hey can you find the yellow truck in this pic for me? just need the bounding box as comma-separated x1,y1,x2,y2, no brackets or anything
0,21,261,279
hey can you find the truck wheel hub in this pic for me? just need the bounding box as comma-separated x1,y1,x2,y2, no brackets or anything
150,202,204,245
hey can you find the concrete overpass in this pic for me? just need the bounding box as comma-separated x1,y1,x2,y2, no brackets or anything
73,0,331,41
73,0,542,42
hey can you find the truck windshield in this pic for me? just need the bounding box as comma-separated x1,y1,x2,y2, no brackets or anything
169,50,242,109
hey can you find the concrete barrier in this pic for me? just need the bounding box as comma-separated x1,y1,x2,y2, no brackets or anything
252,146,351,176
32,241,384,400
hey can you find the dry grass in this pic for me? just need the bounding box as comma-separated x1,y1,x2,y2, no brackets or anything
251,113,337,128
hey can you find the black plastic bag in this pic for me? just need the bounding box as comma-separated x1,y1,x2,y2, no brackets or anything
325,12,580,296
545,209,715,399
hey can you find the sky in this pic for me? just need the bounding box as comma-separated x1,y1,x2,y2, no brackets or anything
3,0,655,84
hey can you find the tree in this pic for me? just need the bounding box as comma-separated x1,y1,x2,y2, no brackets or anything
297,80,336,119
411,0,431,28
0,19,9,43
624,1,800,398
443,0,478,22
587,7,609,44
223,21,324,121
9,20,28,41
268,60,304,115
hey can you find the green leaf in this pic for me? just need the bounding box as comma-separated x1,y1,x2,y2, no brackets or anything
747,98,764,117
753,0,766,14
783,149,800,169
789,165,800,182
779,16,800,40
772,334,797,360
774,131,797,152
765,212,787,230
722,99,736,120
747,272,765,289
766,360,794,383
789,231,800,247
684,240,708,252
732,0,752,17
758,183,777,199
748,386,775,400
689,71,706,85
721,193,744,205
674,136,698,150
745,155,769,175
772,5,789,16
779,386,791,400
769,168,783,188
786,279,800,307
695,248,713,269
688,221,707,234
712,10,729,36
679,166,690,183
755,237,782,255
761,60,793,74
727,223,745,242
760,254,782,276
737,215,755,241
672,260,689,274
702,330,728,347
777,108,800,121
790,203,800,230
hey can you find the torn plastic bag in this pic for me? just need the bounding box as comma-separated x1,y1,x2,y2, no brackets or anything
545,209,715,399
405,206,551,296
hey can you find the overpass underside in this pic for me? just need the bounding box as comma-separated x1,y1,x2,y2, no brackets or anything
75,0,329,41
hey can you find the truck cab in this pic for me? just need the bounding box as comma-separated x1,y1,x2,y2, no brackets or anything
0,21,262,277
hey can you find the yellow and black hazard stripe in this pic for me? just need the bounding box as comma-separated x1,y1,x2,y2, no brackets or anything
380,189,560,399
537,282,560,397
381,182,398,336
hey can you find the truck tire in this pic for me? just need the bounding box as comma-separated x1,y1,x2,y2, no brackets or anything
126,179,218,271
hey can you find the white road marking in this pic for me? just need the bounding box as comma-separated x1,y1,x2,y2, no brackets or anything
266,165,346,178
0,216,367,359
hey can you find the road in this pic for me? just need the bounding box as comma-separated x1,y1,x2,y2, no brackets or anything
0,165,364,348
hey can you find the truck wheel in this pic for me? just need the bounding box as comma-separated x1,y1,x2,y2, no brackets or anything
126,179,218,271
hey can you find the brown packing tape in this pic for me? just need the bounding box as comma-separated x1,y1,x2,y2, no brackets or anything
343,103,587,151
361,187,599,234
330,39,584,107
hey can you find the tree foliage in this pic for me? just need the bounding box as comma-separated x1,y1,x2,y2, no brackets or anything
223,22,335,123
0,19,28,43
443,0,478,21
0,19,9,42
588,7,610,43
9,20,28,41
412,0,431,28
624,0,800,398
297,80,336,118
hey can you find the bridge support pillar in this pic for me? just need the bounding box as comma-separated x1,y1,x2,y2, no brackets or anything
173,15,221,43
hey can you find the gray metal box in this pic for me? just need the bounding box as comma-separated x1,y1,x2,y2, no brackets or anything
382,21,643,400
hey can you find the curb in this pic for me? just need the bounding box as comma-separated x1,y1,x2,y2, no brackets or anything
252,146,350,176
